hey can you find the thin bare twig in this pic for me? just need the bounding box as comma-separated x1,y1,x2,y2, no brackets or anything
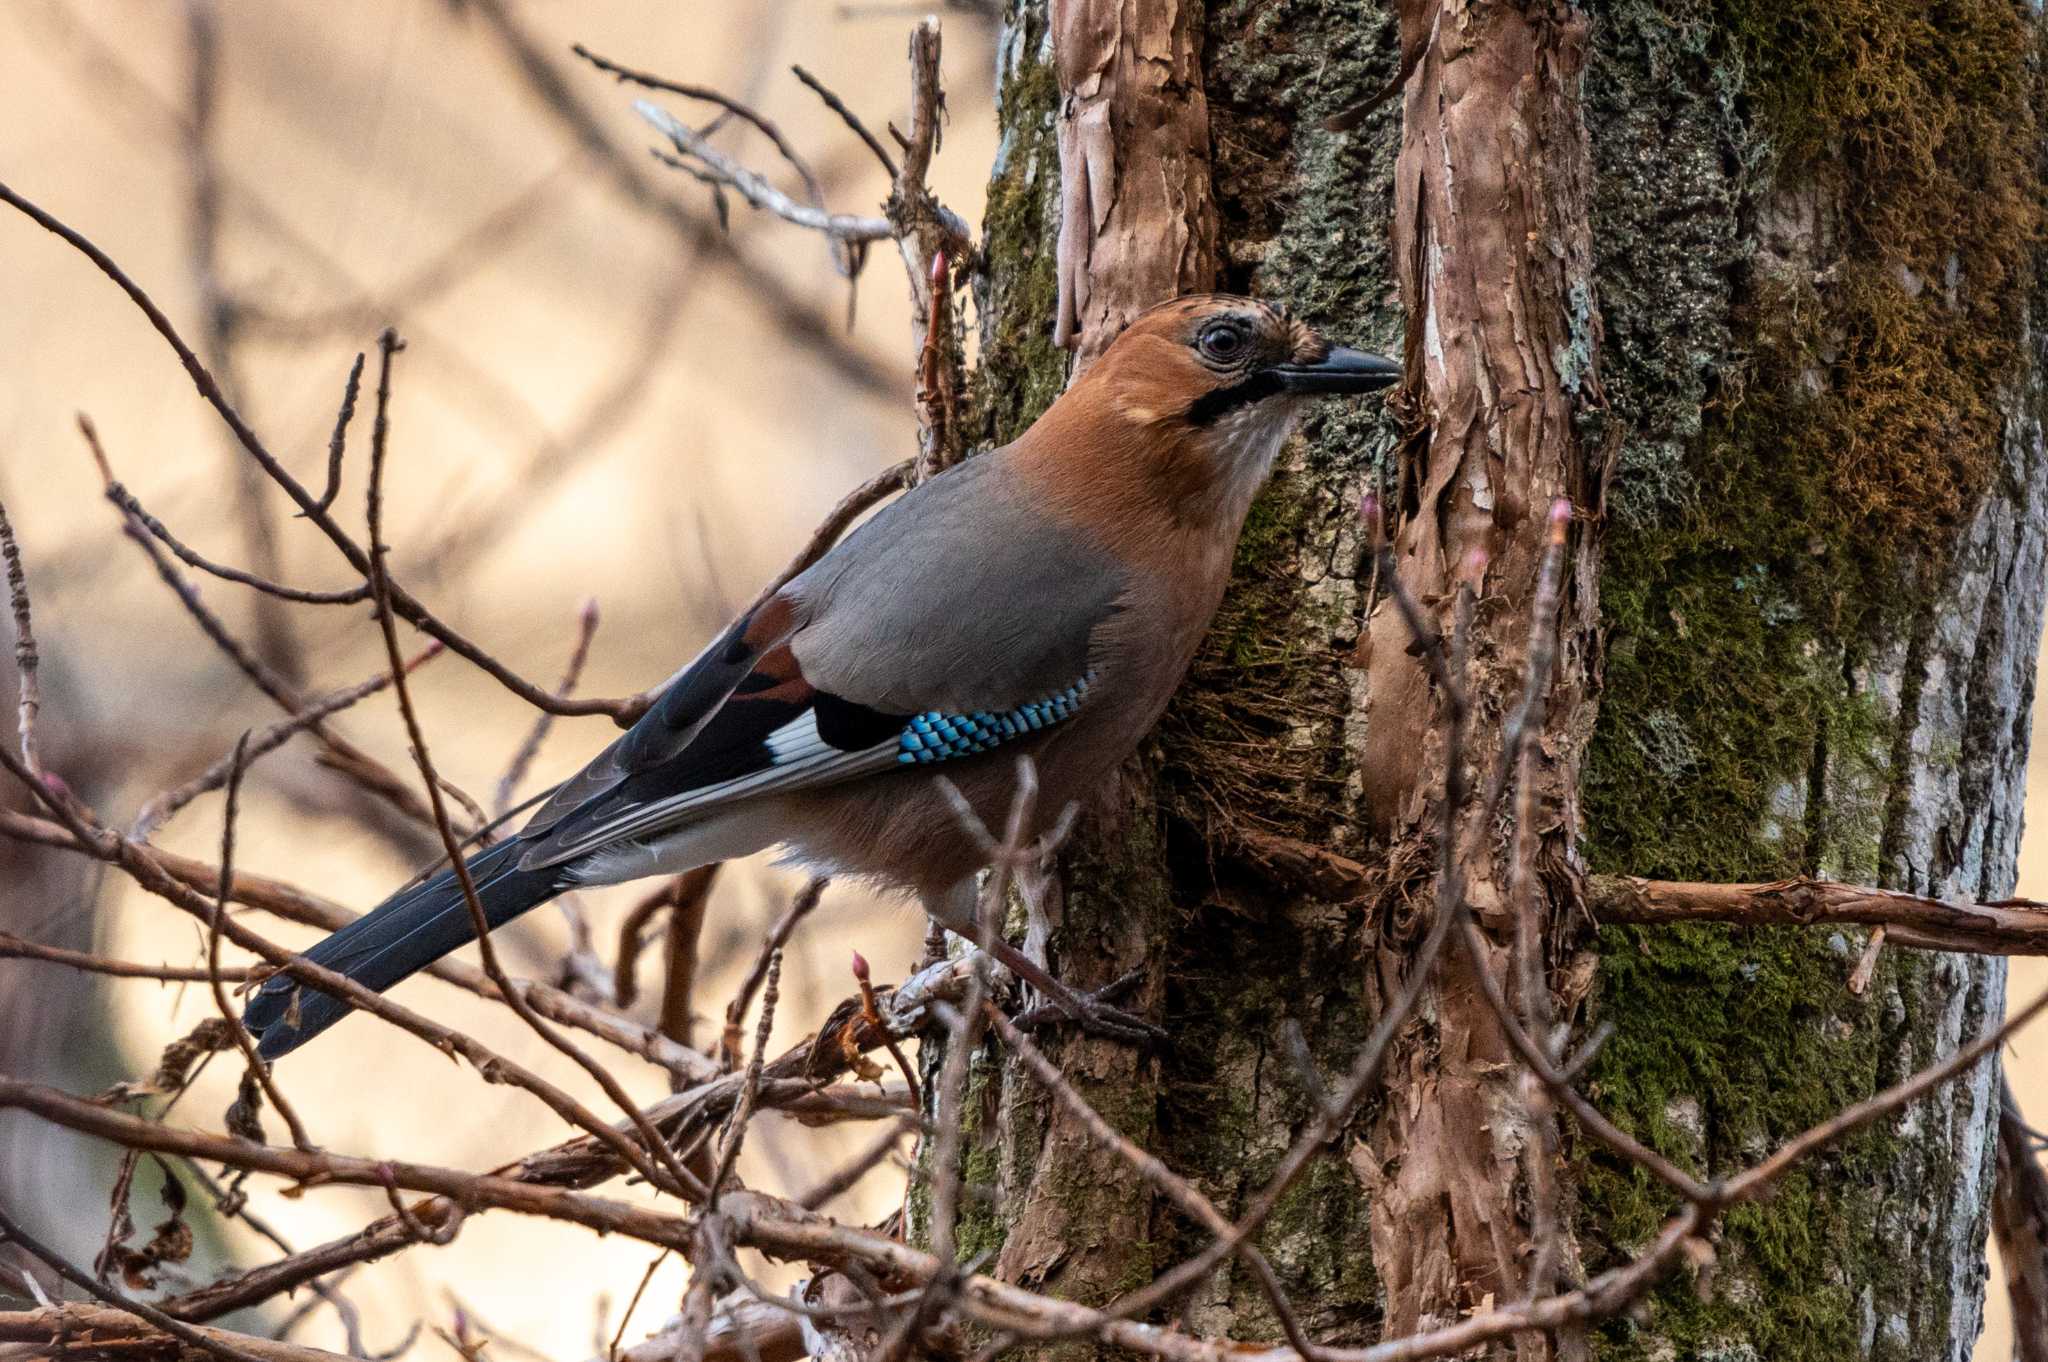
661,866,720,1067
102,478,370,605
495,598,602,816
0,932,254,983
574,43,842,262
309,353,364,516
0,497,40,785
0,1205,267,1362
130,641,445,840
791,65,899,177
723,879,828,1066
707,951,783,1203
208,734,315,1152
359,329,707,1204
638,103,896,244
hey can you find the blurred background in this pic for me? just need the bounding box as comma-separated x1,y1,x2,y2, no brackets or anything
0,2,999,1356
0,3,2041,1359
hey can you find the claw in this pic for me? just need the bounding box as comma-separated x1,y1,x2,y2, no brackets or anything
987,941,1166,1047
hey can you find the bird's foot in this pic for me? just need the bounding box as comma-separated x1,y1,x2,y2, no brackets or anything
984,942,1166,1047
1016,967,1164,1045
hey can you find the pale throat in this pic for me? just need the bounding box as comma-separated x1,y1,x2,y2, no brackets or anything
1198,395,1306,528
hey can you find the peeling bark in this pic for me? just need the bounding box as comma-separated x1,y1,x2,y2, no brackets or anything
1050,0,1218,362
1358,3,1605,1348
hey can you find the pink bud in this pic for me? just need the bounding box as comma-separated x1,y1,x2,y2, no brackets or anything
1548,498,1572,544
929,250,948,288
850,950,870,983
579,596,601,630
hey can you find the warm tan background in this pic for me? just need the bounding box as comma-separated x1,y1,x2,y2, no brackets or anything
0,4,2040,1359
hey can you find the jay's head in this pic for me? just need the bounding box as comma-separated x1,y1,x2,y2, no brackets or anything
1076,294,1400,481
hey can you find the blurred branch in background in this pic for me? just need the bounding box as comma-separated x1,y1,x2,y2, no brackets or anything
182,0,303,691
1998,1082,2048,1362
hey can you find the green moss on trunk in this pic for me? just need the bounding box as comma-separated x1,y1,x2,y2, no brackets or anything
1578,2,2043,1356
972,3,1067,448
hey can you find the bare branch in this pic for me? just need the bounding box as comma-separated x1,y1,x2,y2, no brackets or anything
100,479,370,606
639,103,896,243
660,866,720,1064
207,734,315,1151
1589,875,2048,956
0,1204,272,1362
0,931,253,983
361,328,707,1204
724,879,828,1065
791,65,900,178
0,496,42,781
494,598,601,816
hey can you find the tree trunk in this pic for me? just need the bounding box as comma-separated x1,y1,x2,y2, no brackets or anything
947,2,2048,1359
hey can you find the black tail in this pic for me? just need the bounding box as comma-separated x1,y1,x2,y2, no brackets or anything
244,838,562,1060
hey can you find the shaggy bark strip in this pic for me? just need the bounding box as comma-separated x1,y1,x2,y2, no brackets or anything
946,0,1222,1333
1050,0,1218,362
1362,1,1605,1349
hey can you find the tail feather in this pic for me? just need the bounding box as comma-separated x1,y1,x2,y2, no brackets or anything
244,838,561,1059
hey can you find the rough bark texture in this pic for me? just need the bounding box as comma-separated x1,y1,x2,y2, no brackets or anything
952,1,2048,1359
1356,3,1605,1343
1050,0,1219,361
1578,4,2045,1356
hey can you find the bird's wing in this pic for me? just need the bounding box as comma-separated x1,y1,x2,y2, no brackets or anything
516,452,1127,870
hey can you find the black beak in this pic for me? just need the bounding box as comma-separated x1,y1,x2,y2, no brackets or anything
1269,346,1403,395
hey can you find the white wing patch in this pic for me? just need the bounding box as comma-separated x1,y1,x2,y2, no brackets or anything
526,710,897,869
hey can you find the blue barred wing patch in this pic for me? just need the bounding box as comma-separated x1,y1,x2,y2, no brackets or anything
896,674,1094,764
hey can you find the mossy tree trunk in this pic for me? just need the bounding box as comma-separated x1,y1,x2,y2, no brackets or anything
946,2,2048,1359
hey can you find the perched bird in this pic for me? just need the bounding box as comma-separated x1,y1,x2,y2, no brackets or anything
245,294,1399,1058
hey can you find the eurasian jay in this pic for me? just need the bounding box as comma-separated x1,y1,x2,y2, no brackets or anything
245,294,1399,1058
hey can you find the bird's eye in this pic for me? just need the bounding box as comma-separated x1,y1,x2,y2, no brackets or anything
1197,321,1250,365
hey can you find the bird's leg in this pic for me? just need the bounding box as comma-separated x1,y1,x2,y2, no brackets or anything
925,878,1164,1046
980,937,1166,1046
